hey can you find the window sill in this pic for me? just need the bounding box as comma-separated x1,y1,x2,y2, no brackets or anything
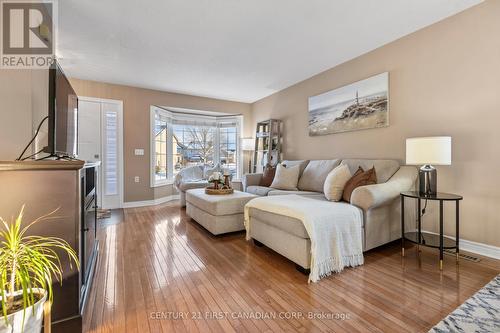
151,179,174,188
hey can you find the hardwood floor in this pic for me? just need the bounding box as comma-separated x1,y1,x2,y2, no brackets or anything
83,201,499,333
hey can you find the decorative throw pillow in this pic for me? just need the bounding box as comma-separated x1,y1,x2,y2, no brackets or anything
259,164,276,187
342,167,377,202
323,164,352,201
270,164,300,190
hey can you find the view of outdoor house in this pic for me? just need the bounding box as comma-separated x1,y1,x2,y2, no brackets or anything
154,123,239,181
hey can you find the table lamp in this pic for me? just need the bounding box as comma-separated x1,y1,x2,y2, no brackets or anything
406,136,451,195
241,138,255,173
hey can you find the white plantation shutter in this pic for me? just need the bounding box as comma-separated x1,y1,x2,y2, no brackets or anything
103,110,118,195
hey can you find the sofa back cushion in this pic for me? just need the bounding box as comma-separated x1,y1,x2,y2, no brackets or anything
340,159,399,183
270,164,300,190
298,159,341,192
282,160,309,177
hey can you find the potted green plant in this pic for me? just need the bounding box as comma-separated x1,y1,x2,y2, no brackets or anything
0,206,79,333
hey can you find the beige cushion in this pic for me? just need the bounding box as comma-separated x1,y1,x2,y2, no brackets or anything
281,160,310,177
340,159,400,183
270,164,300,190
246,185,274,196
185,189,257,215
248,199,359,239
323,164,352,201
249,207,309,238
268,190,325,198
297,159,341,192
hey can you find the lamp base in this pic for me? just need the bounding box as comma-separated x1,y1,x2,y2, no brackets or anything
419,165,437,195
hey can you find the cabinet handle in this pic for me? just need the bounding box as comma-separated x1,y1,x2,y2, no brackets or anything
83,228,89,232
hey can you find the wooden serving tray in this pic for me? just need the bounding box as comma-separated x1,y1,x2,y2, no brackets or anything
205,187,234,195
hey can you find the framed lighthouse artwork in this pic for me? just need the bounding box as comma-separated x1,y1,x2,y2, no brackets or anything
308,72,389,136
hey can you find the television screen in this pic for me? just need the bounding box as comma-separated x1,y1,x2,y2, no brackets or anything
46,63,78,157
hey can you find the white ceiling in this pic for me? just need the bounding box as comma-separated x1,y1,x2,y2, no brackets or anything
57,0,482,103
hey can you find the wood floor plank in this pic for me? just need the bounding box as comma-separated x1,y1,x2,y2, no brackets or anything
83,201,500,333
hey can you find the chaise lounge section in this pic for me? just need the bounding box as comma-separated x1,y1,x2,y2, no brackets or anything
242,159,417,270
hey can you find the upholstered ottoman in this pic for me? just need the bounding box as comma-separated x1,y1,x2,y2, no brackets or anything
186,189,257,235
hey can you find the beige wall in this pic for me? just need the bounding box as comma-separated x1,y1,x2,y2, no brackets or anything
251,0,500,247
0,69,49,160
69,79,252,202
0,70,34,159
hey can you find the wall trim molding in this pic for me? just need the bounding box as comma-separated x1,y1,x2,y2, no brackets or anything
421,230,500,260
123,194,180,208
459,238,500,260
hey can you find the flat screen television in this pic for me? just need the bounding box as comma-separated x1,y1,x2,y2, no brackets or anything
44,62,78,158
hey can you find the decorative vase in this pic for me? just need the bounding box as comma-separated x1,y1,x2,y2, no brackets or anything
0,288,47,333
223,175,231,189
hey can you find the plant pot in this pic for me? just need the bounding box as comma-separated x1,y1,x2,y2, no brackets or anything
0,288,47,333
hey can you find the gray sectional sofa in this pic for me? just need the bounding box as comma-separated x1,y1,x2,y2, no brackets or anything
242,158,418,270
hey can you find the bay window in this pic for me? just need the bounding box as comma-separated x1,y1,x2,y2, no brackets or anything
219,125,238,177
150,106,242,187
172,124,215,177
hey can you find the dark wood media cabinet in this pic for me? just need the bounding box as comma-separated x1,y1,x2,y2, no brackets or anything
0,160,99,332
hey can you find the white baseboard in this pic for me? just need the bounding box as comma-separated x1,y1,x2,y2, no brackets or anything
459,238,500,260
122,194,180,208
419,230,500,260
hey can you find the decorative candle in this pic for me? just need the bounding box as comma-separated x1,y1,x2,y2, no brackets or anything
223,168,230,176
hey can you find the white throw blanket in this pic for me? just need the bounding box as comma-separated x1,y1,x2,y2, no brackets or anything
244,195,364,283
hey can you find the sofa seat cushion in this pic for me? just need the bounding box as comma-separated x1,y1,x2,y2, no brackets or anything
186,188,257,215
340,159,399,183
298,159,341,192
268,190,325,198
246,186,274,196
248,200,364,239
248,207,309,238
177,180,209,191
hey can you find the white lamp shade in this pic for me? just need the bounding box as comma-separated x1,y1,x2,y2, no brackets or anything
241,138,254,151
406,136,451,165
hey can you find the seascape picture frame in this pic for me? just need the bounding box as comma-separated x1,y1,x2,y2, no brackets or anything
308,72,389,136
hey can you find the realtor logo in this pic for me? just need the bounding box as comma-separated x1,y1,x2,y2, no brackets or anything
1,0,56,68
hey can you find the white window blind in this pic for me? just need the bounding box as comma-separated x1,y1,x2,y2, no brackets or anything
154,113,168,182
104,111,118,195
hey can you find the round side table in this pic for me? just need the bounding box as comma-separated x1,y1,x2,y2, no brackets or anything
400,191,463,270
